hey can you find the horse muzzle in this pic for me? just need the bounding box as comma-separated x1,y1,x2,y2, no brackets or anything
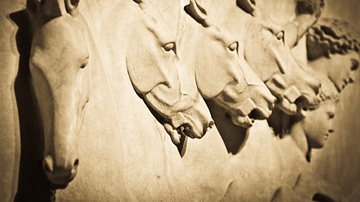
43,155,79,186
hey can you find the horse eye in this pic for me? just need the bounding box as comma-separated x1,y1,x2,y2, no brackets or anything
228,42,238,52
80,57,89,69
163,42,175,52
276,31,284,42
80,64,87,69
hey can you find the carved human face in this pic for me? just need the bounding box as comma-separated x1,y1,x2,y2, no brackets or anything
326,51,359,92
301,101,336,149
313,51,360,92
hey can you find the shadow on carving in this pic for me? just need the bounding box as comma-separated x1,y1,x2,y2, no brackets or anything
10,10,56,202
205,100,248,155
313,193,336,202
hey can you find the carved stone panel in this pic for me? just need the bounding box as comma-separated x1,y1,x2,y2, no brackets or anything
0,0,359,201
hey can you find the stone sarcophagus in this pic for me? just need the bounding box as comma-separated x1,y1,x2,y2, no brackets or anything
0,0,359,201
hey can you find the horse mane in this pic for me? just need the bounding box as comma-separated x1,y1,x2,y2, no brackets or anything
26,0,79,24
236,0,256,15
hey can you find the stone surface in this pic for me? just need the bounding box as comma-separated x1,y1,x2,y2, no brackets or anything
0,0,359,201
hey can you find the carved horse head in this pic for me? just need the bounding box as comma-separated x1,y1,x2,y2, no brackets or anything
180,0,276,127
126,0,214,144
27,0,90,185
237,0,321,115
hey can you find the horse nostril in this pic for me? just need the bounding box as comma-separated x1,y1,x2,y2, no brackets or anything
73,159,79,167
208,120,215,129
43,156,54,173
43,162,51,173
315,83,321,95
205,120,215,133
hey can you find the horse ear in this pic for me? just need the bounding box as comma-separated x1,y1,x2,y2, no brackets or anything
184,0,210,27
133,0,147,9
236,0,257,15
27,0,78,20
26,0,39,20
65,0,80,15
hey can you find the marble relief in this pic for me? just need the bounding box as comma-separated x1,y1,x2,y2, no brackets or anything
0,0,359,201
270,17,360,201
181,0,276,128
27,0,91,185
126,0,214,144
